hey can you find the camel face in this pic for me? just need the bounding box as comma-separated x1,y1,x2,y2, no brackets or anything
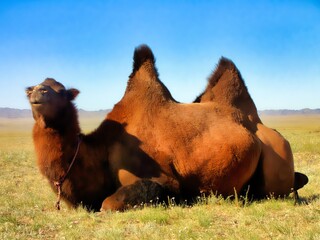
26,78,79,121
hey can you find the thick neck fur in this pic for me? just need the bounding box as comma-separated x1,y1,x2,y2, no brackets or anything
32,103,80,182
32,101,120,210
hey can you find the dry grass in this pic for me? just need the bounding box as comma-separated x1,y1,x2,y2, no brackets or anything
0,115,319,239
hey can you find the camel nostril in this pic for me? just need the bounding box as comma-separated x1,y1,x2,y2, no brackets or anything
26,91,32,97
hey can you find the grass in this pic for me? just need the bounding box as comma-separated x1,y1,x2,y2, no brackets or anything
0,115,319,239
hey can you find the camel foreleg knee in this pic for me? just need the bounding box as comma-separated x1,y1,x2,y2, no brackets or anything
100,179,167,211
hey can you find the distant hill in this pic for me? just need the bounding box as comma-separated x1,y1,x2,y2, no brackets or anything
0,108,32,118
0,108,110,118
258,108,320,116
78,109,110,118
0,107,319,118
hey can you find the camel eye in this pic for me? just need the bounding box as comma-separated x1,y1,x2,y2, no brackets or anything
39,89,48,94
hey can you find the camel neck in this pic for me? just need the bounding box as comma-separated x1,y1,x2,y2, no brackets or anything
32,115,81,182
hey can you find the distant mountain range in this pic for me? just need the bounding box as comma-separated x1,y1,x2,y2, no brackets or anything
0,108,110,118
0,107,319,118
258,108,320,116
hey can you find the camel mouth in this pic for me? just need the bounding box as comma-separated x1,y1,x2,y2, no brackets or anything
30,101,46,106
29,96,49,105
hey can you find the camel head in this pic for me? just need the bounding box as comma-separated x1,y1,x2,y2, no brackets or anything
26,78,79,125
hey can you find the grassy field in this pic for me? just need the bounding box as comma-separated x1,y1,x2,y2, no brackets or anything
0,115,319,239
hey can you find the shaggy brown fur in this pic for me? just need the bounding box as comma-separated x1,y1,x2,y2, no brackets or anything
27,45,262,211
105,45,262,206
26,78,172,211
195,57,308,198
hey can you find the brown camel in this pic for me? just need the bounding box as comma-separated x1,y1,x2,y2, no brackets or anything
103,45,262,208
26,45,262,211
26,78,173,211
194,57,308,199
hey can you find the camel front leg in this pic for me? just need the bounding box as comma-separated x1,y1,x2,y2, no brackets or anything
100,179,167,211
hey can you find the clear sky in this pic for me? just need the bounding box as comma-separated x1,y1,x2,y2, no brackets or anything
0,0,319,110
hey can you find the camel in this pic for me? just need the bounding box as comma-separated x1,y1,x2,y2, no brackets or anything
26,78,173,211
194,57,308,199
26,45,306,211
26,45,263,211
104,46,263,203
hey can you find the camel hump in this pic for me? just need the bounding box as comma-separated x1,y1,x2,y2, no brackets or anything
125,44,174,101
133,44,156,73
294,172,309,190
218,57,236,70
208,56,241,88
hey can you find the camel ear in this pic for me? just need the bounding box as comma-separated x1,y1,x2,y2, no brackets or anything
67,88,80,100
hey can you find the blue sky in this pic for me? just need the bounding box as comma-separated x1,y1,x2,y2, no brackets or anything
0,0,319,110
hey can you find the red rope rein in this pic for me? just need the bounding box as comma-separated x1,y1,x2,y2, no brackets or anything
53,135,82,210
